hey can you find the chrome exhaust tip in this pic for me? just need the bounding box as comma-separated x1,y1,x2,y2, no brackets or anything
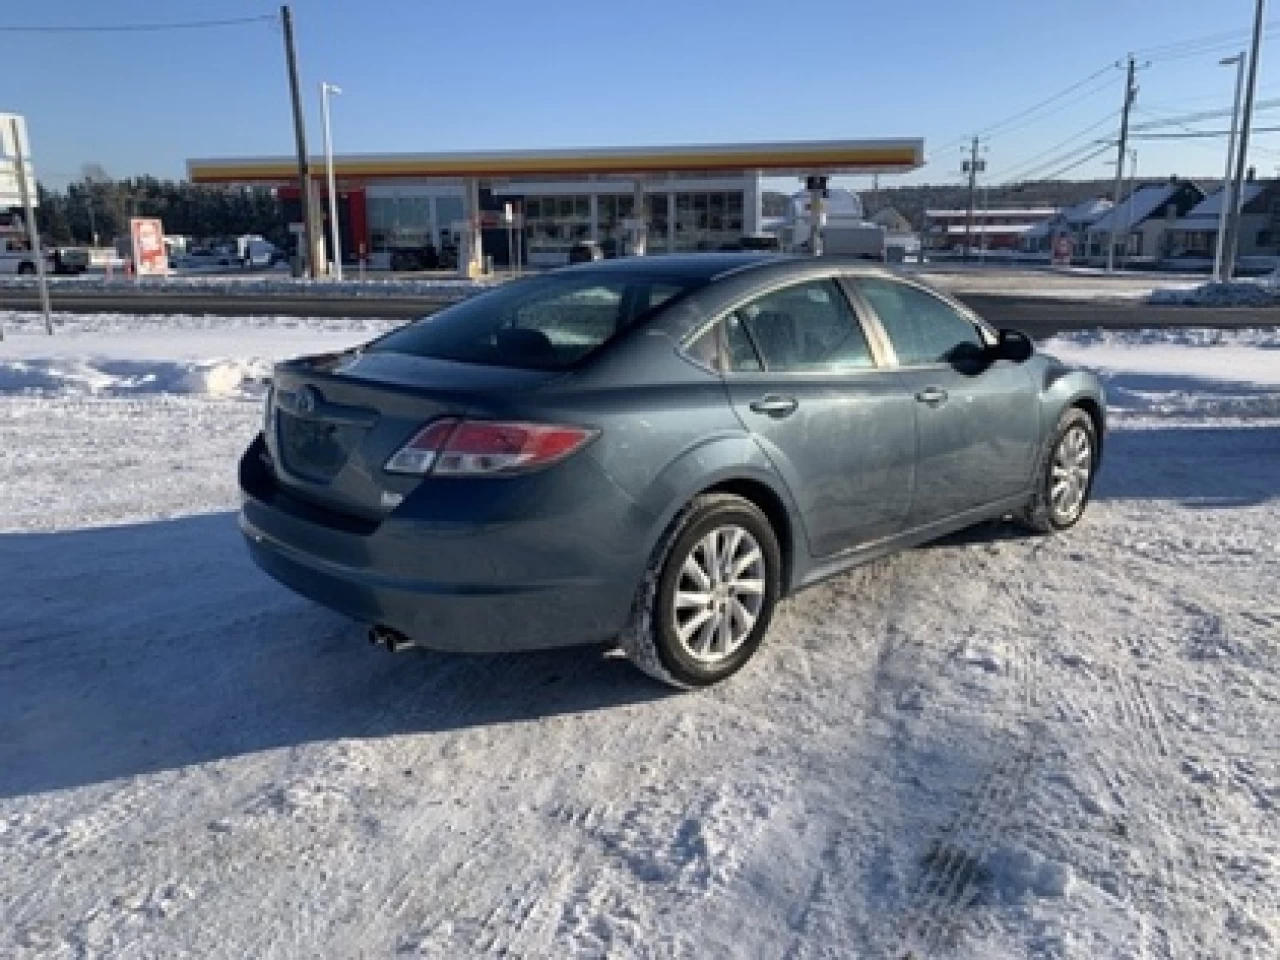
368,624,417,653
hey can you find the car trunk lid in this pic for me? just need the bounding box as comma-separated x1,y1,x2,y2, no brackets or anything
265,350,559,521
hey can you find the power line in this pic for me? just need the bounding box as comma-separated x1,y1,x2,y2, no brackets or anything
1145,29,1280,64
1136,21,1280,58
1016,144,1117,185
997,111,1120,182
978,62,1120,137
0,14,275,34
1126,126,1280,139
1128,99,1280,131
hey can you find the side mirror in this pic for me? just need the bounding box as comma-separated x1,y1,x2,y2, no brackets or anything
996,328,1034,363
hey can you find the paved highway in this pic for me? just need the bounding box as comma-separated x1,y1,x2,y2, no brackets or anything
1,289,1278,340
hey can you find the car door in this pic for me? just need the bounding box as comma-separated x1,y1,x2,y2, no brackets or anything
852,275,1039,528
717,276,916,558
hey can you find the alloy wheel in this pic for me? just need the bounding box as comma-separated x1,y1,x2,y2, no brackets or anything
670,524,766,664
1050,424,1093,523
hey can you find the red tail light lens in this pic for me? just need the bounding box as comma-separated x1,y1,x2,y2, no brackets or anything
385,419,597,476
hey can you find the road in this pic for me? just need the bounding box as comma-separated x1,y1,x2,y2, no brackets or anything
3,289,1280,339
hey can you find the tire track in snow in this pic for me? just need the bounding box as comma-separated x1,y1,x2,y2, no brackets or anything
891,560,1046,959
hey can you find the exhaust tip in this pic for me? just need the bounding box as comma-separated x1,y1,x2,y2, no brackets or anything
368,624,417,653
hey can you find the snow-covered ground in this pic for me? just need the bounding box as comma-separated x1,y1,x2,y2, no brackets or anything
1,316,1277,958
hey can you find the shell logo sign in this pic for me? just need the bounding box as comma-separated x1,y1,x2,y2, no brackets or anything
130,217,168,276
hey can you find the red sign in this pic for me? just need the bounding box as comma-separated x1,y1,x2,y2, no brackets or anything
130,218,168,276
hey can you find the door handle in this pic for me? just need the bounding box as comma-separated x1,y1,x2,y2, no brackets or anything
749,395,799,418
915,386,949,406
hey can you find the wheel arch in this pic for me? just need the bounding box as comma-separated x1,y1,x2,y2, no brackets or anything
1070,395,1105,465
697,477,797,595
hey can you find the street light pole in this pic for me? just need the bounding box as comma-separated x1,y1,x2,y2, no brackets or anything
1215,53,1247,282
1222,0,1268,280
320,81,343,281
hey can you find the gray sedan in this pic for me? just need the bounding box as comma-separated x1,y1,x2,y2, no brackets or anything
240,254,1104,687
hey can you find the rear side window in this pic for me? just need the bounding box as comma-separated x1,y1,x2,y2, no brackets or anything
371,272,699,370
855,277,984,366
725,279,874,373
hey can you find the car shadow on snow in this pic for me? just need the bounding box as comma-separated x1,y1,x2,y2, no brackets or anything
1092,420,1280,507
0,513,668,799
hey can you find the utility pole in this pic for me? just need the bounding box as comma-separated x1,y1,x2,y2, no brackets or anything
1222,0,1268,280
1215,53,1246,282
963,136,981,262
281,5,318,279
1107,55,1138,273
1122,148,1137,268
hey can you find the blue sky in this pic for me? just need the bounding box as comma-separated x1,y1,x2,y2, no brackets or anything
6,0,1280,193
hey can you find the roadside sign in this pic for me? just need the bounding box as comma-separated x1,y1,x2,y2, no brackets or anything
0,112,50,336
1053,235,1073,264
0,116,37,208
130,218,168,277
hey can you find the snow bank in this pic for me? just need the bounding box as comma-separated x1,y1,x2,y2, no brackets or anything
0,357,271,398
1149,279,1280,306
0,273,489,301
1041,327,1280,419
0,312,401,399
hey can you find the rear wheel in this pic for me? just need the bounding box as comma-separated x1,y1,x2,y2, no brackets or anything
619,494,782,688
1017,407,1097,533
17,262,35,276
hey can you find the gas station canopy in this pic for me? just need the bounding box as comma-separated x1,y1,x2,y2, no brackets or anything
187,138,924,184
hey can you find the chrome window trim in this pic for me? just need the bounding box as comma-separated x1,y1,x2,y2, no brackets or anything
848,273,997,370
681,272,893,377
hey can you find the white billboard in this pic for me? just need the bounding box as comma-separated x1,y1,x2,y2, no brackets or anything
0,115,37,208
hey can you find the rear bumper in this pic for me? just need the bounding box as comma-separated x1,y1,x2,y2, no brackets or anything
239,435,651,653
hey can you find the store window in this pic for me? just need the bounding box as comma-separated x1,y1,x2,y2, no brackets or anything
674,190,746,250
523,194,592,256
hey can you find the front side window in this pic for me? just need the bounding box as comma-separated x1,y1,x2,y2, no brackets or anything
855,277,984,366
371,272,699,370
725,279,874,373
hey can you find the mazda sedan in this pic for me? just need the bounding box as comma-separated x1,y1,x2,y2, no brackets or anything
240,254,1104,687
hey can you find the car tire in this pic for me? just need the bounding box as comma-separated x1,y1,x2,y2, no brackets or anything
17,262,35,275
618,493,782,689
1017,407,1098,534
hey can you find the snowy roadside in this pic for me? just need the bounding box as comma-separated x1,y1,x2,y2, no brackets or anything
0,273,488,300
0,319,1276,958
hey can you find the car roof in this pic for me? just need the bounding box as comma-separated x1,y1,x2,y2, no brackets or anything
556,252,912,284
558,252,784,281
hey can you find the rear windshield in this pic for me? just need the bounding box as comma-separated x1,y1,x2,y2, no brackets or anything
371,271,702,370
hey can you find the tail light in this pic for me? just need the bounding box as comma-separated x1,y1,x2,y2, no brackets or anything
385,419,598,476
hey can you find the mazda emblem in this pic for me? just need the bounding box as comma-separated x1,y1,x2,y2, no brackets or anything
297,386,319,415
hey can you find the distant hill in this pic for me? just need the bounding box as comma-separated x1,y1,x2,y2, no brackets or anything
766,179,1222,232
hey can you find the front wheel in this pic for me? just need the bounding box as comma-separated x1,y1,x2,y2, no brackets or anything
1018,407,1098,533
619,494,782,688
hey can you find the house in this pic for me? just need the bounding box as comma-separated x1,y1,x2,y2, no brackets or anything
1018,198,1112,256
923,206,1057,253
1083,178,1204,261
1164,179,1280,263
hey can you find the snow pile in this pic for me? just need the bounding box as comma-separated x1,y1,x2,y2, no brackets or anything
1149,279,1280,306
1041,327,1280,419
0,273,490,301
0,357,271,398
0,312,401,398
